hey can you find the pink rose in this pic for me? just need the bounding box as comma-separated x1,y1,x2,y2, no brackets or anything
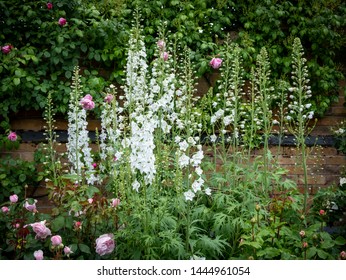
319,209,326,216
30,220,51,239
10,194,18,203
209,57,222,69
1,206,9,213
88,198,93,204
302,241,308,248
340,251,346,260
74,221,82,230
47,2,53,9
34,250,44,260
104,94,114,103
95,234,115,256
51,235,63,246
24,199,37,212
161,51,169,61
1,45,12,54
157,40,165,50
80,94,95,110
111,198,120,208
7,131,17,141
299,230,305,238
64,246,73,257
58,17,67,26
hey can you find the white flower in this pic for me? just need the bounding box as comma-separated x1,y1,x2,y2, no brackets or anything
191,149,204,167
179,140,189,151
210,134,217,143
192,177,204,193
223,116,232,126
174,136,181,143
184,190,195,201
205,187,212,196
340,177,346,186
190,255,205,260
132,180,140,192
178,154,190,168
195,166,203,176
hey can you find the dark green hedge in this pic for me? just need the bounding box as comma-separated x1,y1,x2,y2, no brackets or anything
0,0,345,126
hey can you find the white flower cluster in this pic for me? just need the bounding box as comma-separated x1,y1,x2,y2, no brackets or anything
286,38,314,122
129,117,157,187
210,45,245,142
123,32,149,109
66,67,96,184
99,89,123,175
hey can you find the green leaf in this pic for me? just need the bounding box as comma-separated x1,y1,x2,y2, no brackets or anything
81,43,87,52
334,236,346,246
240,241,262,249
13,78,20,86
317,249,328,259
79,244,91,254
75,30,83,37
257,247,281,258
86,186,100,198
51,216,65,232
94,52,101,62
57,36,64,44
306,247,317,259
65,71,72,79
19,173,26,182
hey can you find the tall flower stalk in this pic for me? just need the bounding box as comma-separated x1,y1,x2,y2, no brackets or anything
286,38,315,214
66,66,95,184
254,47,274,192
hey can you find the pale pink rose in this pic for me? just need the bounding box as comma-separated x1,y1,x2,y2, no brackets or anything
10,194,18,203
58,17,67,26
161,52,169,61
80,94,95,110
51,235,62,246
7,131,17,141
209,57,223,69
34,250,44,260
157,40,165,50
2,45,12,54
104,94,114,103
1,206,9,213
63,246,73,257
110,198,120,208
302,241,308,248
88,198,93,204
299,230,305,238
340,251,346,260
319,209,326,215
24,199,37,212
30,220,51,239
95,234,115,256
47,2,53,9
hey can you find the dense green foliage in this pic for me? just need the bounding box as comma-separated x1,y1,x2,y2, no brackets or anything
0,0,345,123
